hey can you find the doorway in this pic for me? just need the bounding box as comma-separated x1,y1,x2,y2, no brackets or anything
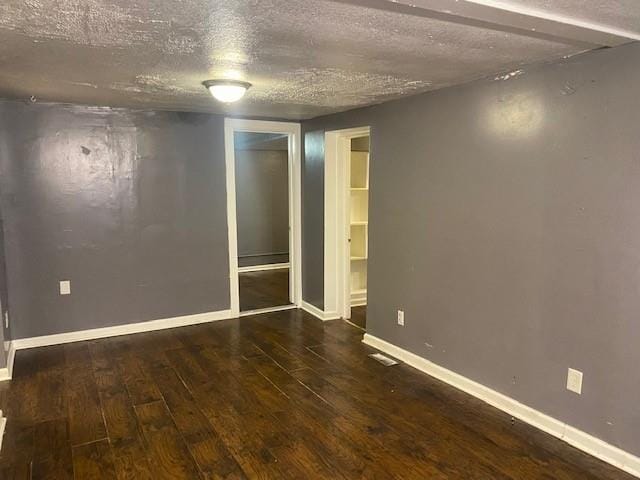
323,126,371,328
224,119,302,317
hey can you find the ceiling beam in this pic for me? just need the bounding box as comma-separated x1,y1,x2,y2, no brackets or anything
334,0,640,47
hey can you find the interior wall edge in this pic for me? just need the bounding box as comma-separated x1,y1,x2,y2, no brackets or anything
300,300,341,321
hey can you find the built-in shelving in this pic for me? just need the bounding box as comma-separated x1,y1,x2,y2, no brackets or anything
349,147,369,307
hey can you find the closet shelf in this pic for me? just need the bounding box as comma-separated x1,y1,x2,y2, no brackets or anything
350,256,368,261
350,221,368,226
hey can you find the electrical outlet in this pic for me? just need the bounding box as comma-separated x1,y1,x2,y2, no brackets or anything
397,310,405,326
59,280,71,295
566,368,583,394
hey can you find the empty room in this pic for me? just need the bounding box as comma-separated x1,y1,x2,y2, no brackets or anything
0,1,639,479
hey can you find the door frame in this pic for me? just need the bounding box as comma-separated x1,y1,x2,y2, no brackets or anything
224,118,302,317
324,126,371,320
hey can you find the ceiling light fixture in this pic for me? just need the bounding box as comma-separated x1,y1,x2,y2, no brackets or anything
203,79,251,103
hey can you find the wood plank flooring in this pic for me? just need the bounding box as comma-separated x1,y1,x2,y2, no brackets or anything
239,269,291,311
349,306,366,330
0,309,633,479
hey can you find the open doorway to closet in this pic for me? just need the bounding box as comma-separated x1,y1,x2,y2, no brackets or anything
347,135,369,329
224,119,302,317
323,126,371,330
235,132,290,311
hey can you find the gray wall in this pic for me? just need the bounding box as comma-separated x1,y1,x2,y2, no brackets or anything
303,42,640,456
302,131,326,309
0,102,230,339
0,214,8,367
235,149,289,266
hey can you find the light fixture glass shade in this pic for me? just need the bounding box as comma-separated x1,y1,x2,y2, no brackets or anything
203,80,251,103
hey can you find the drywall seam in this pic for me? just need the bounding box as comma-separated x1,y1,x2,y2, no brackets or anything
362,333,640,478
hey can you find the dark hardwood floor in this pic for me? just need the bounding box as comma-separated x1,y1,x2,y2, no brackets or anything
239,268,291,311
0,309,633,479
349,306,366,330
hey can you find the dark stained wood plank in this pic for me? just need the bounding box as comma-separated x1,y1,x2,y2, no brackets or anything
65,373,107,447
62,343,108,446
0,422,34,465
134,401,202,480
146,361,247,478
110,437,154,480
164,348,211,392
87,341,142,444
72,439,117,480
349,305,366,329
0,462,31,480
95,369,139,443
118,355,162,406
31,418,73,480
187,432,248,480
239,269,291,311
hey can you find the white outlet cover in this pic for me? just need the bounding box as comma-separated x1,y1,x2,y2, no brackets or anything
397,310,405,326
59,280,71,295
567,368,583,394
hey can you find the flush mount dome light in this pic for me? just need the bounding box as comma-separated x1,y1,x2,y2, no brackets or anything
203,79,251,103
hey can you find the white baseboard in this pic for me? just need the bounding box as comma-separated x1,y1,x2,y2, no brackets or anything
301,301,341,321
9,309,234,354
238,262,290,273
363,333,640,479
239,305,297,317
0,410,5,451
0,341,16,382
351,291,367,307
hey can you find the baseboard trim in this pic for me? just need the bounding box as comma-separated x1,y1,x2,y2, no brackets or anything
351,291,367,307
0,410,6,451
10,309,234,353
238,263,290,273
0,341,17,382
239,305,297,317
362,333,640,479
301,301,341,321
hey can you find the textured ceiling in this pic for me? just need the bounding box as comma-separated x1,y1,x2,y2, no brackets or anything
0,0,638,119
504,0,640,33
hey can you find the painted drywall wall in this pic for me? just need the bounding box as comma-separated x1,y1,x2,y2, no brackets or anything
235,149,289,266
0,215,9,367
0,102,230,339
302,42,640,457
302,131,326,309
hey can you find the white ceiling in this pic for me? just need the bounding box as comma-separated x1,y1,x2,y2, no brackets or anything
0,0,638,119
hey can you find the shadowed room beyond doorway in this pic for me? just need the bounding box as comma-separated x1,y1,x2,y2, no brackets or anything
234,131,293,313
